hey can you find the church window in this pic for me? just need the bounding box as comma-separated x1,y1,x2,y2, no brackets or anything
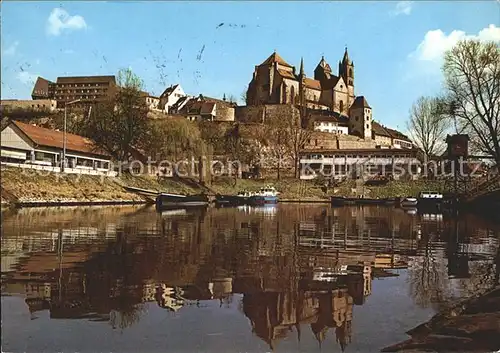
339,100,344,112
355,116,359,121
291,86,295,104
366,124,370,129
349,68,353,76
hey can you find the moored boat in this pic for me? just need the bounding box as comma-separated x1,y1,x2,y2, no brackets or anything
215,190,254,206
156,193,209,210
400,197,418,208
249,186,279,205
418,191,444,211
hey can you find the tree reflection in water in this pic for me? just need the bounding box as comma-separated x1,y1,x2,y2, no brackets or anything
1,204,499,351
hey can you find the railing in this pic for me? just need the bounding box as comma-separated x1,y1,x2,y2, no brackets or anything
1,161,117,177
464,174,500,202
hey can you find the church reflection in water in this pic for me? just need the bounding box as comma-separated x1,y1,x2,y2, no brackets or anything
1,204,498,350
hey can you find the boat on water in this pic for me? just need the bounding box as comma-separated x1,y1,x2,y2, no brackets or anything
417,191,444,211
215,190,254,206
399,197,418,208
156,193,209,210
249,186,279,205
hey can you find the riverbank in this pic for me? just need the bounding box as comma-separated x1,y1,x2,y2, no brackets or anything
382,285,500,352
1,166,445,207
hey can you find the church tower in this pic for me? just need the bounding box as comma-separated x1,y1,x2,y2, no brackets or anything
339,47,355,103
349,96,372,140
298,57,306,113
314,56,332,84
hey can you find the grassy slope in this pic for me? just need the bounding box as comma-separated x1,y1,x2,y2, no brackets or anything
1,166,445,204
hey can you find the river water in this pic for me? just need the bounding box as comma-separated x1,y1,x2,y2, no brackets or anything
1,204,499,352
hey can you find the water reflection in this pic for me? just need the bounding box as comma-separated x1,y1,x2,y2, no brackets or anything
1,204,499,352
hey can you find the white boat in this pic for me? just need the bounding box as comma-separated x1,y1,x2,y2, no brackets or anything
400,197,418,208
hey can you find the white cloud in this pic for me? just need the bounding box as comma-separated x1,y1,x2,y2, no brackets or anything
391,1,413,16
46,8,87,36
410,24,500,62
17,71,38,85
3,41,19,55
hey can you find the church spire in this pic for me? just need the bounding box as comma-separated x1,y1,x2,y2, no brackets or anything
342,47,351,64
299,57,305,77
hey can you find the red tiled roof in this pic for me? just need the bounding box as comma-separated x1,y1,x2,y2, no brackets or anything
182,100,216,115
259,52,293,68
11,120,109,157
304,78,322,90
200,102,215,115
385,126,411,141
372,121,391,137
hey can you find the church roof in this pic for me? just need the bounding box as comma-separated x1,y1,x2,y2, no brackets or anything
259,51,293,68
351,96,371,109
317,56,332,72
304,78,322,90
342,48,351,64
277,69,296,79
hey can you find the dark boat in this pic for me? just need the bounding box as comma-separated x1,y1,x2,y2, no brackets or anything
215,191,253,206
156,193,209,210
331,196,348,206
417,191,444,211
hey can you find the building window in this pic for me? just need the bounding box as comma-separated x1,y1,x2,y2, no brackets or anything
339,100,344,112
355,116,359,121
366,124,369,129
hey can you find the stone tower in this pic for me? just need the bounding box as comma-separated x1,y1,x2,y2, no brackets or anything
314,56,332,84
338,48,355,104
349,96,372,140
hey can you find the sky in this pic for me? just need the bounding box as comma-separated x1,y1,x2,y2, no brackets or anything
2,1,499,131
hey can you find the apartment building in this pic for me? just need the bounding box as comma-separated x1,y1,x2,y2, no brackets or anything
31,75,117,108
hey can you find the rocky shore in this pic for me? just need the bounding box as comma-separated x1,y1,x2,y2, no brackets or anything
382,286,500,352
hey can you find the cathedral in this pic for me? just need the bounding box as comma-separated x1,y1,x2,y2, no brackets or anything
246,49,374,139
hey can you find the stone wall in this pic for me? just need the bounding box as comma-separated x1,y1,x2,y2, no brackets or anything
338,135,376,149
235,105,265,123
304,131,338,150
215,104,235,122
1,99,57,113
236,104,300,125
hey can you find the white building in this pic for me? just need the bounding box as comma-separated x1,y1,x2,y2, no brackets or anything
1,120,115,176
299,148,421,180
159,84,188,113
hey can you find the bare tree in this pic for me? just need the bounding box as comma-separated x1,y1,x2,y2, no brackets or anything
440,39,500,165
407,96,449,157
287,110,313,178
83,68,149,161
